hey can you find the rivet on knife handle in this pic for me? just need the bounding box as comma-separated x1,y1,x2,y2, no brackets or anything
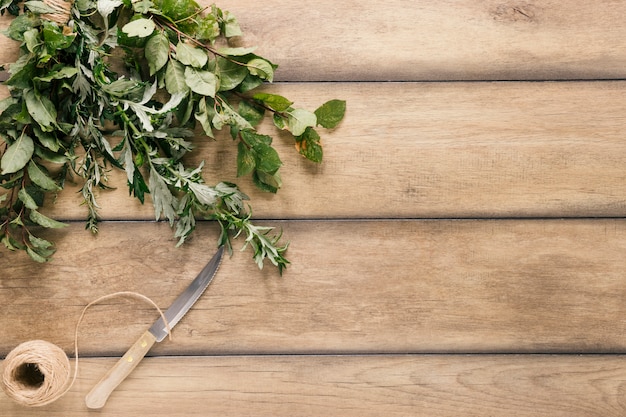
85,330,157,409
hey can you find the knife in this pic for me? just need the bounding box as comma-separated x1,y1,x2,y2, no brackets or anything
85,246,225,409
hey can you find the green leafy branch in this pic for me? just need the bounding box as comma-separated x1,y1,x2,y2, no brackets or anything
0,0,346,272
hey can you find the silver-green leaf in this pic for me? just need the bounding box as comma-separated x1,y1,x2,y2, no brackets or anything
176,42,208,68
122,18,156,38
29,210,68,228
287,109,317,136
27,161,61,191
184,67,217,97
1,133,34,174
25,89,57,132
145,32,170,75
165,60,189,94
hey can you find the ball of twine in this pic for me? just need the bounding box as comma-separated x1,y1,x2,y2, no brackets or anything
42,0,73,25
1,340,71,407
1,292,170,407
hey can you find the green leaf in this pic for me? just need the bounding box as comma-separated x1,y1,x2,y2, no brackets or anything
34,66,78,83
296,127,323,163
238,100,265,126
216,57,248,91
254,143,282,174
122,18,156,38
184,67,217,97
254,170,281,193
287,108,317,136
237,141,255,177
218,46,257,56
26,247,49,262
253,93,293,112
145,32,170,75
194,97,214,138
314,99,346,129
164,60,189,94
246,58,274,82
42,21,76,50
27,161,61,191
18,187,39,210
222,10,242,37
1,132,34,174
158,0,199,21
29,210,68,228
25,89,57,132
176,42,208,68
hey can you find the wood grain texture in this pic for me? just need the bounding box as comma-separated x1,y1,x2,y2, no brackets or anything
21,81,626,221
3,219,626,357
3,355,626,417
163,0,626,81
2,1,626,82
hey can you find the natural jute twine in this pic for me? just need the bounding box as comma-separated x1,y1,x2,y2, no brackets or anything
42,0,73,25
1,292,170,407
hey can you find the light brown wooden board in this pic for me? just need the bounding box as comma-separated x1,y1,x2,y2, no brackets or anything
0,81,621,221
3,1,626,82
3,219,626,357
3,355,626,417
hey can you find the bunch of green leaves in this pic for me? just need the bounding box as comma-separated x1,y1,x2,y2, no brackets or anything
0,0,345,272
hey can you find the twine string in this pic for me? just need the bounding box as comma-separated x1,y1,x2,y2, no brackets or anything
1,291,171,407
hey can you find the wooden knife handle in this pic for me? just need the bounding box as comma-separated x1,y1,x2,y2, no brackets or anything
85,330,157,409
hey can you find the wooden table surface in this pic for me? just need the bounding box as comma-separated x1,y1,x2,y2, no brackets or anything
3,1,626,415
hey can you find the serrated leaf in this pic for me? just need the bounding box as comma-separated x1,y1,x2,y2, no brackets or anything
27,161,61,191
253,93,293,112
29,210,68,228
122,18,156,38
25,89,58,132
314,99,346,129
287,108,317,136
176,42,208,68
184,67,217,97
148,167,177,223
1,132,34,174
246,58,274,82
254,170,281,193
146,32,170,75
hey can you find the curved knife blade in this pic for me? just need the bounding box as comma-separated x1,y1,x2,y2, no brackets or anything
149,245,224,341
85,245,225,409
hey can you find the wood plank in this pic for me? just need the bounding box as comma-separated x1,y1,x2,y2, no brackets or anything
17,81,626,221
3,219,626,356
2,1,626,82
221,0,626,81
2,354,626,416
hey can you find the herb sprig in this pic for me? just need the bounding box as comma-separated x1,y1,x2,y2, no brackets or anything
0,0,346,273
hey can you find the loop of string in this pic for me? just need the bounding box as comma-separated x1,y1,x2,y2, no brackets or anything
1,291,171,407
